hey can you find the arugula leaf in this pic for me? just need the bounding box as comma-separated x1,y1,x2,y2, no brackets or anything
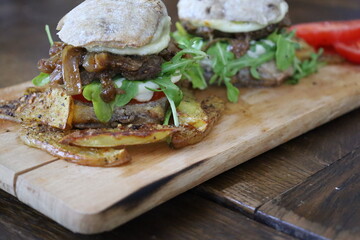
183,63,207,90
83,82,113,123
163,108,172,125
172,22,204,50
172,22,190,46
172,23,207,90
153,77,183,106
250,66,261,79
208,42,235,75
224,80,240,103
82,79,142,123
206,41,276,102
32,73,50,86
45,25,54,46
114,80,139,107
153,76,183,127
274,32,297,71
288,49,325,84
228,51,276,76
207,42,237,100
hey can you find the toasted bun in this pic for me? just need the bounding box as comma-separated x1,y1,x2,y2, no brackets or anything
57,0,171,55
178,0,288,33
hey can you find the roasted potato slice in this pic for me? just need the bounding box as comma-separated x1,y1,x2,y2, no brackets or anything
171,96,225,149
20,124,131,167
0,99,21,123
177,89,208,132
0,87,73,129
60,124,179,148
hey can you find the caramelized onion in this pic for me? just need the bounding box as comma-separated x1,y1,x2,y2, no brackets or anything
82,52,109,72
100,74,117,103
49,42,66,56
49,65,64,85
62,45,85,95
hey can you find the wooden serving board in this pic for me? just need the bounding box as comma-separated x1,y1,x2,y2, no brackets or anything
1,64,360,234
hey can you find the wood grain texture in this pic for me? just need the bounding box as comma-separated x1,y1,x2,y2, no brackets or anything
287,0,360,23
196,107,360,216
256,147,360,240
1,0,360,237
0,190,296,240
0,83,58,195
0,64,357,233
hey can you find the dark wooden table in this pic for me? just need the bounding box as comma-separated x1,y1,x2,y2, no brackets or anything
1,0,360,239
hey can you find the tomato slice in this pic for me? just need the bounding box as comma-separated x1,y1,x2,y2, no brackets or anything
290,20,360,47
334,40,360,64
72,94,91,103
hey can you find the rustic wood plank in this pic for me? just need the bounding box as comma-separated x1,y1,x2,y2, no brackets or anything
4,64,360,233
256,147,360,240
0,190,295,240
287,0,360,23
0,120,57,196
1,0,359,238
0,82,59,196
195,107,360,216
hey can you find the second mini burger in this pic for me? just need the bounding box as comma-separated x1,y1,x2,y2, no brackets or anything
175,0,323,102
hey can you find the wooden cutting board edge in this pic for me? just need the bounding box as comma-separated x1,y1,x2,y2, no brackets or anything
2,64,360,234
14,86,360,234
0,82,61,197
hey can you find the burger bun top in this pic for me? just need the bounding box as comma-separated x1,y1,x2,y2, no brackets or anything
178,0,288,33
57,0,171,55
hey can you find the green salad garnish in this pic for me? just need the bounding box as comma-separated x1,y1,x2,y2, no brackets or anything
173,22,324,102
32,72,50,87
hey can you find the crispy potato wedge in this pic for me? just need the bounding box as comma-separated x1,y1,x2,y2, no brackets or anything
177,89,208,132
0,99,21,123
60,124,179,148
171,96,225,149
20,124,131,167
0,87,73,129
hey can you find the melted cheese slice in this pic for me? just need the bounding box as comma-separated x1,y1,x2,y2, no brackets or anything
114,74,182,103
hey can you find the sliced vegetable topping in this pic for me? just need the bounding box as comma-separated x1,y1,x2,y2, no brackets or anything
291,19,360,64
334,40,360,64
291,20,360,47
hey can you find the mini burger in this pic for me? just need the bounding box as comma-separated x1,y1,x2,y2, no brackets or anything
39,0,177,126
174,0,323,102
0,0,224,167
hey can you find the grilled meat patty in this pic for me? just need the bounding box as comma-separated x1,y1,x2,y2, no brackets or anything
73,97,169,129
